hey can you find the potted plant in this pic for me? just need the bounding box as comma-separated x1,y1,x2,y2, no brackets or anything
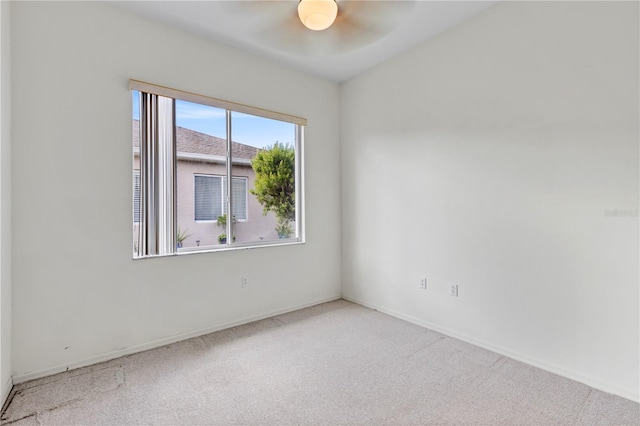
275,218,293,239
217,233,236,244
216,214,237,244
176,227,191,248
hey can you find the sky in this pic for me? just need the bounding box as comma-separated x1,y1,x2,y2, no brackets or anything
132,91,295,149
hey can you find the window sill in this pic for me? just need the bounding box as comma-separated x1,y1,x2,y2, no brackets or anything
133,239,304,260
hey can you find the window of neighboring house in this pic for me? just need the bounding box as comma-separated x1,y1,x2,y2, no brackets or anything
194,175,248,221
133,170,141,223
131,80,305,258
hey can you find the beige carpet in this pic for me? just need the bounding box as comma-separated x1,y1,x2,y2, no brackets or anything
1,300,638,425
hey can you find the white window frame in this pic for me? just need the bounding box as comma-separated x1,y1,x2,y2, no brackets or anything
131,80,305,258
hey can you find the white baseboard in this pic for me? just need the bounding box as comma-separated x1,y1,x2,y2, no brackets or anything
342,294,640,403
13,295,342,385
1,376,12,411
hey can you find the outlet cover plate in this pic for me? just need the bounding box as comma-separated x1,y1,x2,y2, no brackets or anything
419,277,427,290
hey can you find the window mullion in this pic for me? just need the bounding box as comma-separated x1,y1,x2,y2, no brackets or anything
226,109,233,245
295,124,303,239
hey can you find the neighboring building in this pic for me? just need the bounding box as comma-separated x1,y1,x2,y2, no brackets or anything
133,120,280,248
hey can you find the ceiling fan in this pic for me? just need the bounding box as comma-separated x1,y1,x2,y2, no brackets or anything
221,0,416,55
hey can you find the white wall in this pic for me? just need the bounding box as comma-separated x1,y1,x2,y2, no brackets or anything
341,1,639,401
0,0,13,404
11,1,341,380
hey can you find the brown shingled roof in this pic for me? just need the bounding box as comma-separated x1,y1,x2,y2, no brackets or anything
132,119,258,160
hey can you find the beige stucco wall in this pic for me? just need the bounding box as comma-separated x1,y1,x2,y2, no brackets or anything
133,156,281,249
176,160,280,248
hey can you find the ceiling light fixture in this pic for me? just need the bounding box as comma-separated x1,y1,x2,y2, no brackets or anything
298,0,338,31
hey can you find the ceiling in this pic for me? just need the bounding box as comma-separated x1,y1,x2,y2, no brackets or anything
113,1,497,83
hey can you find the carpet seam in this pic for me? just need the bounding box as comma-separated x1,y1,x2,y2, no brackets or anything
573,388,594,423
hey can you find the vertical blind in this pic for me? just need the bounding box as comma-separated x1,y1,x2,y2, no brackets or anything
136,93,175,257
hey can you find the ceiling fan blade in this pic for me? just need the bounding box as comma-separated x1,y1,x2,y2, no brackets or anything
316,1,417,53
229,0,417,55
338,0,416,26
334,0,416,40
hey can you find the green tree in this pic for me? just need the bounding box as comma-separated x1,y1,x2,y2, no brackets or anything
250,142,295,236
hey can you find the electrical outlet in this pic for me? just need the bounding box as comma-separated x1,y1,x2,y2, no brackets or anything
450,284,458,297
419,277,427,290
241,276,248,288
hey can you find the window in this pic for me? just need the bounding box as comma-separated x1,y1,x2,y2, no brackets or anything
133,170,140,223
194,175,223,221
230,177,248,221
194,175,247,221
131,80,305,258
